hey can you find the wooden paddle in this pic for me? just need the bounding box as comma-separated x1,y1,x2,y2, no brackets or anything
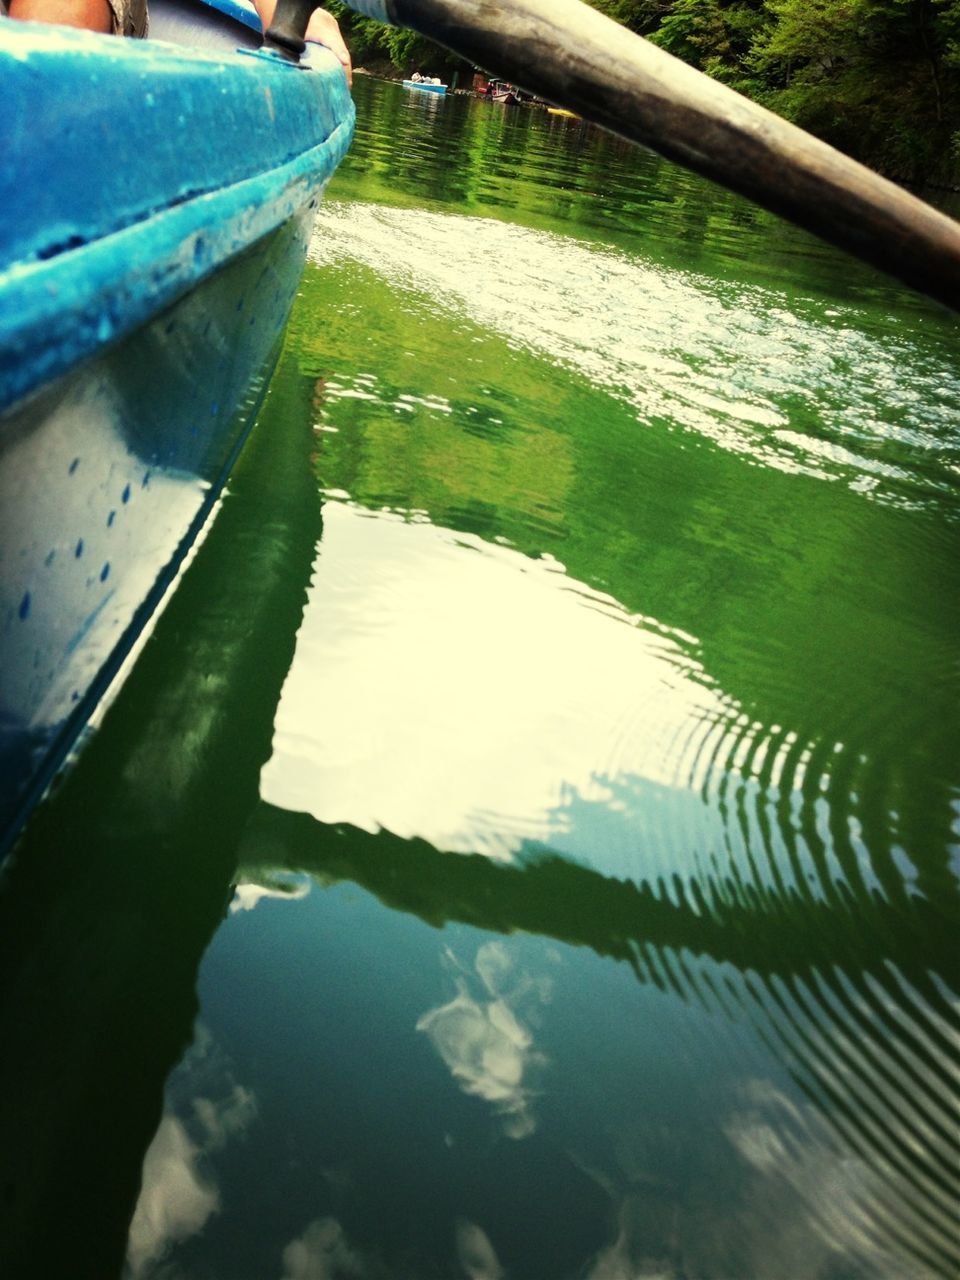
266,0,960,313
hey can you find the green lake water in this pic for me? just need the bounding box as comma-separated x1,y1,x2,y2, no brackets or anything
2,76,960,1279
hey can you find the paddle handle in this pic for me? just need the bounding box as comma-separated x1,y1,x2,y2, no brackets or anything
341,0,960,312
262,0,314,58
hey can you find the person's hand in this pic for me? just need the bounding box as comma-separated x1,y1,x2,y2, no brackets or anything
305,7,352,85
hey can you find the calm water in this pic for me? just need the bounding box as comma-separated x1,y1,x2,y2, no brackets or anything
2,77,959,1279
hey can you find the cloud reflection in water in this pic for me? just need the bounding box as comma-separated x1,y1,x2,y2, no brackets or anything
280,1217,365,1280
263,502,715,877
417,941,551,1140
126,1114,220,1279
125,1027,257,1278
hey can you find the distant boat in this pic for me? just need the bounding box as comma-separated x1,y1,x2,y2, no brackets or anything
403,78,447,95
487,79,521,105
548,107,580,119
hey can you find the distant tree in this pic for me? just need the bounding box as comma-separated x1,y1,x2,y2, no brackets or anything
647,0,768,93
942,0,960,160
750,0,959,182
585,0,672,34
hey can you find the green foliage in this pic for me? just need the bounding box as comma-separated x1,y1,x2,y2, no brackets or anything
748,0,960,182
585,0,671,34
584,0,960,182
648,0,768,93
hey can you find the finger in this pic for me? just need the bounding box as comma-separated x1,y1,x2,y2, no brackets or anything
305,10,353,84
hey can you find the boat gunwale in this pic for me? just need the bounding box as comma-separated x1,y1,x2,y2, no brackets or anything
0,107,354,415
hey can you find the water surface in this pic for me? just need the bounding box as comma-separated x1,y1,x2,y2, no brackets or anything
2,75,958,1280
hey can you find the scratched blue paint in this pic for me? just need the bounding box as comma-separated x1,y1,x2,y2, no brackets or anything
0,2,354,853
0,21,354,413
63,591,116,658
0,23,349,274
1,212,323,854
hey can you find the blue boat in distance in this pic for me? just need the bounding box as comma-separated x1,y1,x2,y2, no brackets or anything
403,76,446,94
0,0,355,855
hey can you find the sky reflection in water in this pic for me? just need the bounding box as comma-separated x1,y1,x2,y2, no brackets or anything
310,202,960,519
74,77,960,1280
121,229,960,1277
263,503,714,870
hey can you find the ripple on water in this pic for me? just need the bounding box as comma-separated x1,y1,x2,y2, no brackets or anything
310,203,960,519
262,502,953,917
257,490,958,1275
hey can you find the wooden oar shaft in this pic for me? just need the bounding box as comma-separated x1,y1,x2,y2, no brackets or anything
356,0,960,312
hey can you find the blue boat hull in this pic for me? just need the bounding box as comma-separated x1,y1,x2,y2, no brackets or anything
0,12,354,852
403,78,447,94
